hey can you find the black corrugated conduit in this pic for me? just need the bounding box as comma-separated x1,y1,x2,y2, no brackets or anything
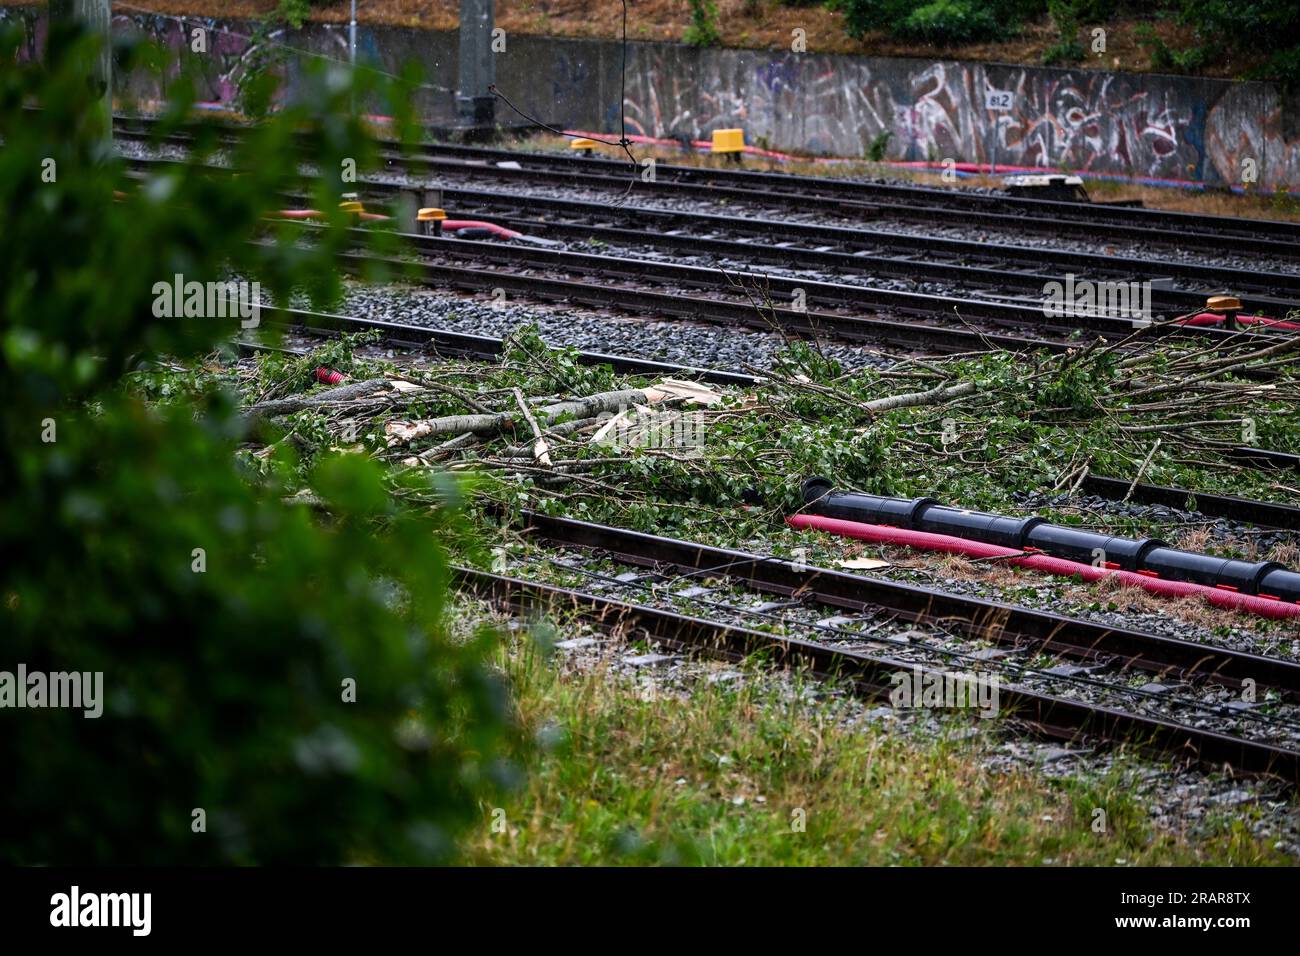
801,478,1300,603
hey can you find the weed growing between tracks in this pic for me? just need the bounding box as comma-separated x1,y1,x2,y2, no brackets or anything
461,617,1290,865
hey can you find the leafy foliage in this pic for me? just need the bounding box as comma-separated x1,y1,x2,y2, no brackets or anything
824,0,1300,85
866,129,894,161
684,0,723,47
1,24,519,864
1167,1,1300,85
896,0,1004,44
1134,23,1210,74
1042,0,1086,65
381,323,1300,551
275,0,315,30
831,0,1041,43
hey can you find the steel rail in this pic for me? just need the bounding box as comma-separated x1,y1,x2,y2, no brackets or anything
323,225,1266,342
457,564,1300,782
112,119,1300,259
504,510,1300,695
434,185,1300,309
1228,447,1300,473
250,303,761,386
323,245,1082,355
1082,475,1300,532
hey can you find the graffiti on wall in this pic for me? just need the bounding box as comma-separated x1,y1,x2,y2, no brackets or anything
621,45,1292,189
116,15,294,105
1204,83,1300,190
2,11,381,109
4,5,1294,189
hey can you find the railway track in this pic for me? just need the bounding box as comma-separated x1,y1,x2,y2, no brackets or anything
326,229,1282,351
370,148,1300,261
248,302,758,386
428,185,1300,313
1080,476,1300,532
467,511,1300,782
366,136,1300,243
120,151,1300,318
120,150,1298,357
240,312,1300,782
321,240,1088,356
112,115,1300,261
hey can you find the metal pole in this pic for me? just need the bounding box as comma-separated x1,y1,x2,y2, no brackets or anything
49,0,112,146
346,0,361,117
990,113,996,177
457,0,496,124
350,0,357,69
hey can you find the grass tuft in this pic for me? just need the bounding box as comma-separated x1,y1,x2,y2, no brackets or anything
465,628,1291,865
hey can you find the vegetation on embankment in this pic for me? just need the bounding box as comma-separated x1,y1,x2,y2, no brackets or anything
27,0,1300,85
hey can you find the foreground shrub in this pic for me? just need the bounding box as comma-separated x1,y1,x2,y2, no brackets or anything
0,24,518,864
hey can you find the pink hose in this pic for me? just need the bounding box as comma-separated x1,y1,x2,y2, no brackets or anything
1178,312,1300,331
787,513,1300,619
267,211,520,238
442,219,522,239
267,209,390,221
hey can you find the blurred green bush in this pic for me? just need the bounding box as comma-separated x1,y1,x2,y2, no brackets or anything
0,23,519,864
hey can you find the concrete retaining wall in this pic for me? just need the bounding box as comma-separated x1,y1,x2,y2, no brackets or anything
5,7,1296,189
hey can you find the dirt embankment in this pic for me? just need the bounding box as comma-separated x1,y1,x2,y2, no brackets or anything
19,0,1263,79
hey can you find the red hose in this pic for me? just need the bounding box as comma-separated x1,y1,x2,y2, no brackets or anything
443,219,523,240
1177,312,1300,331
268,209,392,221
787,513,1300,619
266,211,520,238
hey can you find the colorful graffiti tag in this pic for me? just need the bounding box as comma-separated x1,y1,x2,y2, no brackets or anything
620,46,1247,185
